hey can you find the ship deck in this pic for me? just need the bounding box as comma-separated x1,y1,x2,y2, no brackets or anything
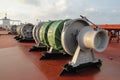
0,30,120,80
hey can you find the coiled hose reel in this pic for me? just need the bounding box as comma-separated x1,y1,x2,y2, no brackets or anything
14,23,34,42
8,25,17,34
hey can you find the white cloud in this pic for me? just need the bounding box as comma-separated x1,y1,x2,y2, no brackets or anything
0,0,100,23
85,8,96,12
0,0,120,24
21,0,40,6
112,10,120,13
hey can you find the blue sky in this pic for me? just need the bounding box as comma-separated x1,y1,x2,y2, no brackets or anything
0,0,120,24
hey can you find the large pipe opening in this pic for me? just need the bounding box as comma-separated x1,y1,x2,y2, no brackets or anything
83,30,108,52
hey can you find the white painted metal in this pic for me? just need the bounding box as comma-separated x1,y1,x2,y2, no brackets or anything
33,24,39,44
61,19,89,55
61,18,108,67
32,22,44,46
3,18,10,29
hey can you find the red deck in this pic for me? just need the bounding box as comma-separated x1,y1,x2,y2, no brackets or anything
92,24,120,29
0,30,120,80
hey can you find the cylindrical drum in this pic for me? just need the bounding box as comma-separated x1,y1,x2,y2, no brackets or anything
47,20,69,50
39,21,54,46
21,23,34,39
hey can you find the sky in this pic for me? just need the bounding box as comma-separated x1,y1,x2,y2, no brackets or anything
0,0,120,24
